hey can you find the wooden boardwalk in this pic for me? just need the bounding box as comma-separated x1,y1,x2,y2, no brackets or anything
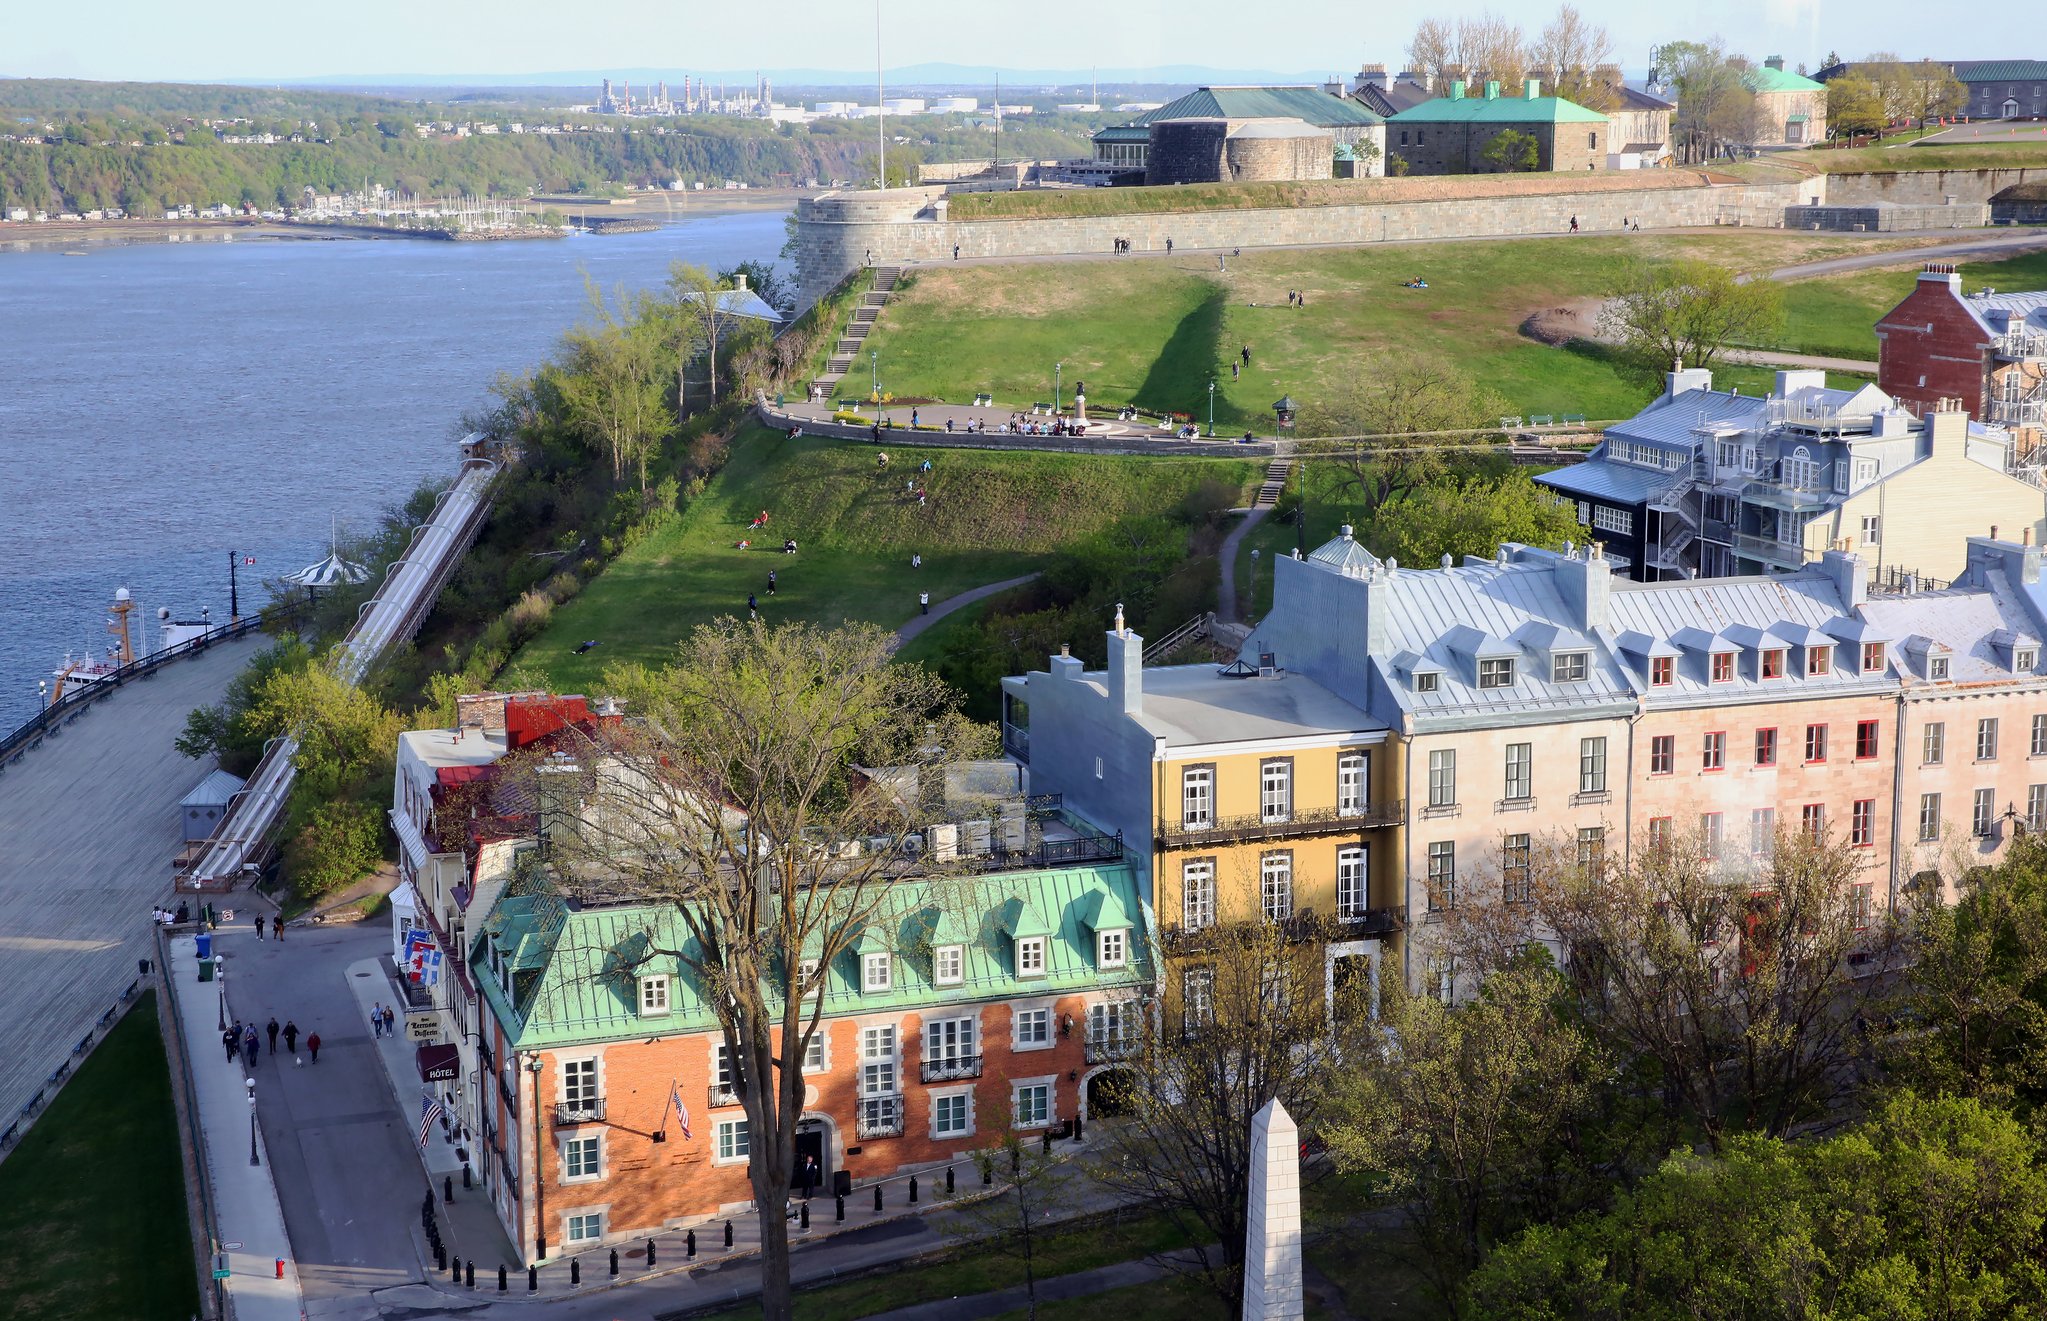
0,632,262,1137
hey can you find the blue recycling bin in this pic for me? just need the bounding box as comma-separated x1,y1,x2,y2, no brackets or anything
195,932,212,962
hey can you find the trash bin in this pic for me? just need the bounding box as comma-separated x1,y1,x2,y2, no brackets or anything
832,1169,853,1199
195,932,212,962
198,957,214,983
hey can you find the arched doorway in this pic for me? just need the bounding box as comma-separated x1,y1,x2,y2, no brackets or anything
791,1113,839,1194
1082,1065,1137,1120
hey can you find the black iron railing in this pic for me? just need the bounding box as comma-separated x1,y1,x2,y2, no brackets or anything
554,1098,606,1125
953,829,1124,876
1083,1035,1137,1065
1159,906,1404,953
1003,723,1031,762
1155,801,1402,850
857,1097,904,1139
919,1054,983,1084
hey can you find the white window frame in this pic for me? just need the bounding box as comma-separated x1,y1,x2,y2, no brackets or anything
561,1133,602,1183
862,951,893,992
925,1015,978,1070
1260,851,1294,922
1426,841,1454,910
1930,654,1951,681
1478,657,1515,689
1979,718,2001,762
1429,748,1457,808
1974,788,1997,838
1336,846,1368,920
638,975,670,1017
1924,721,1946,765
1920,793,1943,842
1097,928,1128,969
1860,514,1880,546
1016,936,1046,977
1011,1077,1055,1130
1579,736,1607,794
933,944,965,986
713,1118,750,1165
1260,758,1293,823
1589,507,1632,537
561,1056,600,1113
1012,1004,1053,1051
2033,714,2047,758
1181,858,1216,930
1552,651,1591,682
802,1029,829,1075
564,1211,604,1244
1181,766,1214,830
1751,807,1777,857
929,1087,975,1140
1337,752,1366,816
2028,784,2047,832
1182,966,1216,1031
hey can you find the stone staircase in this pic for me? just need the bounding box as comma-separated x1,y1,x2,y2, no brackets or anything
1253,459,1292,508
811,267,901,399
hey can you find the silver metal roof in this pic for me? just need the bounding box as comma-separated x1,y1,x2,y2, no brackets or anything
1535,459,1677,504
1860,573,2046,685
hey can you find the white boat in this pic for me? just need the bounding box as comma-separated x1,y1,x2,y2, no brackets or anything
48,589,215,705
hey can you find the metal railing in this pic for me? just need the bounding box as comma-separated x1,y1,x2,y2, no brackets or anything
707,1084,740,1110
1992,330,2047,361
1734,533,1810,568
948,829,1125,876
554,1098,606,1125
1159,907,1401,953
1002,722,1030,762
1156,800,1403,850
856,1097,904,1139
919,1054,983,1084
1083,1034,1137,1065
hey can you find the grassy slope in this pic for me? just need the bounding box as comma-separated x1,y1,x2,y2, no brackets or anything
860,233,1905,426
1719,139,2047,180
0,993,199,1321
517,426,1258,691
1768,247,2047,359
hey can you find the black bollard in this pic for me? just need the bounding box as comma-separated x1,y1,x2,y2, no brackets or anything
463,1163,473,1188
609,1249,619,1277
1074,1114,1085,1141
686,1229,696,1258
444,1175,454,1203
983,1159,993,1186
647,1238,657,1267
465,1261,474,1289
450,1255,460,1283
1041,1128,1053,1156
498,1265,507,1292
946,1166,955,1195
725,1220,735,1249
909,1176,919,1204
434,1244,446,1272
800,1201,810,1230
570,1259,580,1286
836,1194,846,1222
528,1265,537,1292
874,1184,883,1212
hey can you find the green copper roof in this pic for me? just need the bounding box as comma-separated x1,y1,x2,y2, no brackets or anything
1073,887,1132,932
1744,65,1825,93
1101,85,1382,135
1390,92,1607,124
1959,61,2047,82
474,863,1150,1050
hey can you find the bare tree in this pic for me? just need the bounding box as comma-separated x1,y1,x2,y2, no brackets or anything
1407,17,1456,84
529,619,992,1321
956,1101,1075,1321
1098,913,1363,1309
1530,5,1618,110
1654,39,1759,160
1300,355,1507,510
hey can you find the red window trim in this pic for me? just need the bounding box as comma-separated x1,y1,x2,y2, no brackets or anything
1702,731,1727,772
1754,726,1778,768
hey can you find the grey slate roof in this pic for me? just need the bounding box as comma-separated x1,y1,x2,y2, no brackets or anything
1860,573,2046,685
1537,458,1678,505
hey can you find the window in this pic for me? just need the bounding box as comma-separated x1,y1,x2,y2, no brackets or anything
1861,515,1881,545
2029,784,2047,833
1181,859,1216,930
1097,929,1127,969
1577,826,1606,881
715,1118,750,1163
1851,798,1875,847
1260,758,1293,822
1856,720,1879,761
1850,884,1872,931
1502,834,1532,902
932,1092,971,1138
1415,670,1440,693
1013,1083,1050,1129
1016,937,1045,977
1804,724,1828,764
1181,766,1213,829
566,1212,603,1244
1336,846,1368,920
1761,648,1786,680
1930,654,1951,681
1429,749,1458,807
1711,652,1735,683
1338,753,1367,816
926,1017,977,1073
803,1031,828,1074
863,952,893,992
2019,648,2038,672
1975,789,1997,838
1588,509,1629,538
1751,807,1777,857
1755,728,1778,768
1700,812,1723,860
638,976,670,1016
859,1026,898,1121
1647,817,1672,856
1014,1008,1051,1049
1182,967,1215,1032
1426,842,1455,910
563,1058,598,1110
1553,651,1591,681
933,945,964,985
563,1134,601,1180
1924,722,1946,765
1579,737,1608,794
1090,1002,1135,1055
1807,646,1832,677
712,1043,741,1101
1260,852,1294,922
1798,802,1825,841
1650,735,1675,776
1478,657,1515,689
2034,715,2047,758
1979,718,2001,762
1504,743,1532,801
1862,642,1886,673
1920,793,1943,842
1651,655,1674,687
1703,731,1726,771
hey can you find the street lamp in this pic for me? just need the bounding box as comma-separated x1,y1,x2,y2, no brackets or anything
1055,362,1063,413
1249,547,1259,615
246,1079,259,1167
216,960,226,1032
1273,396,1302,555
870,349,878,399
37,679,47,710
525,1056,547,1260
1207,378,1216,438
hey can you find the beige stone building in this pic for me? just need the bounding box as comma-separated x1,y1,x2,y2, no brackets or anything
1743,57,1828,146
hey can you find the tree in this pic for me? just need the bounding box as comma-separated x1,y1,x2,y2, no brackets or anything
720,258,794,316
853,150,918,189
1097,914,1360,1309
1481,128,1540,171
1407,18,1456,86
526,620,990,1321
1301,356,1508,516
958,1102,1076,1321
666,261,745,413
175,636,314,773
1599,258,1784,381
556,284,668,486
1652,39,1759,160
1905,59,1967,123
1407,11,1526,89
1826,74,1888,138
1370,473,1580,567
1529,5,1618,111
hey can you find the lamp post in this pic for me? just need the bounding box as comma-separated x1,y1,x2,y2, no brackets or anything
1249,547,1259,616
870,349,878,399
526,1056,547,1260
216,961,226,1032
1055,362,1063,413
1272,396,1302,555
246,1079,259,1167
1207,378,1216,438
37,679,47,711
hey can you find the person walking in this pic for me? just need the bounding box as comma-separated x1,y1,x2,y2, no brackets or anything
382,1004,396,1038
273,917,283,943
283,1020,299,1055
1232,361,1239,381
267,1017,279,1055
370,1003,384,1039
1569,215,1579,233
307,1032,321,1064
952,244,960,260
910,407,919,428
254,914,265,941
911,553,921,569
243,1026,260,1069
748,592,758,614
919,591,930,615
224,1024,240,1064
767,570,777,595
1241,344,1251,366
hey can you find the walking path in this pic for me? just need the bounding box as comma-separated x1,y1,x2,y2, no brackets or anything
894,574,1041,647
1216,508,1273,629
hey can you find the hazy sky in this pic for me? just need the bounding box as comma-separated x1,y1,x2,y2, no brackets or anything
9,0,1955,83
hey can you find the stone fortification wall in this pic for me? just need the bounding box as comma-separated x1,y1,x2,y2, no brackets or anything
1224,129,1332,183
1785,202,1992,232
1147,120,1232,186
1822,168,2047,207
791,177,1804,305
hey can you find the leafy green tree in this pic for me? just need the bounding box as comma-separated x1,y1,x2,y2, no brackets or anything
720,259,794,316
1369,473,1580,567
556,284,669,486
1827,74,1888,137
1481,128,1540,171
175,637,313,774
1599,258,1784,382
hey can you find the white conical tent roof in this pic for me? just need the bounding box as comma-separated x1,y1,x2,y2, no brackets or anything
284,550,370,587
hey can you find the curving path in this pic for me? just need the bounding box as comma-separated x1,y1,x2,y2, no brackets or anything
894,573,1042,648
1216,506,1274,627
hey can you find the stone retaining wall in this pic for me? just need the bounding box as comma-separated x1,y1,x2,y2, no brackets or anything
1821,168,2047,207
1784,202,1992,231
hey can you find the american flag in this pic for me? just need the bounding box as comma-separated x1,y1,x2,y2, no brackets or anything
672,1082,693,1141
418,1092,444,1148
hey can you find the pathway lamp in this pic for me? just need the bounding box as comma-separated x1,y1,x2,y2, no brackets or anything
246,1078,259,1167
870,350,878,399
1207,378,1216,438
1272,396,1302,555
1250,548,1259,614
1055,362,1063,412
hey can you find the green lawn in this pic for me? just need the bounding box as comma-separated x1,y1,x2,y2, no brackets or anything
517,427,1258,691
0,992,199,1321
1766,246,2047,360
1722,139,2047,178
859,232,1913,427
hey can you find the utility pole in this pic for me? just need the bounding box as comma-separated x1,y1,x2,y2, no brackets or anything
875,0,886,189
228,549,240,623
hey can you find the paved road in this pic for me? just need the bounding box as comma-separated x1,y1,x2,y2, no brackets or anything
1917,122,2047,145
894,574,1041,648
1756,229,2047,284
0,631,262,1138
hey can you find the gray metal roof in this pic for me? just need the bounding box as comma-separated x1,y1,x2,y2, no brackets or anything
1603,573,1895,705
1308,527,1383,576
182,768,246,808
1061,664,1386,749
1860,573,2046,685
1536,458,1678,504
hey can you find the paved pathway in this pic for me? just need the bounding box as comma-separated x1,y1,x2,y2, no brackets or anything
1755,229,2047,284
1216,507,1274,628
895,574,1042,647
0,631,262,1143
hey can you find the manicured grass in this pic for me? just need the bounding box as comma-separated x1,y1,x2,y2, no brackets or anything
517,427,1258,691
673,1208,1200,1321
859,233,1913,427
1765,246,2047,360
946,173,1715,220
0,992,199,1321
1749,140,2047,176
988,1271,1232,1321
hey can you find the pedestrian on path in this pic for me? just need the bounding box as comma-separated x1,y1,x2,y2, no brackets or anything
748,593,758,615
254,914,265,940
267,1017,279,1055
224,1024,240,1064
1165,237,1173,254
273,918,284,943
1569,215,1579,232
382,1004,396,1037
307,1032,321,1063
371,1003,385,1039
911,553,921,569
283,1020,299,1055
767,570,777,595
1241,344,1251,366
919,591,930,615
243,1027,259,1069
1232,361,1239,380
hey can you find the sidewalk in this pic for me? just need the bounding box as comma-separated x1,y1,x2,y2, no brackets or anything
164,933,305,1321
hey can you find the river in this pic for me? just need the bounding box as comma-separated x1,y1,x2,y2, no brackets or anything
0,211,789,734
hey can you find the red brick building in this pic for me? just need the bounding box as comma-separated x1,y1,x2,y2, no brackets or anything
1876,264,1999,418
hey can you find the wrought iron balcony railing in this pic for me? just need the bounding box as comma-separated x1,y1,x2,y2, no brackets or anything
554,1097,606,1125
1083,1034,1137,1065
1156,800,1402,850
856,1096,904,1139
919,1054,983,1084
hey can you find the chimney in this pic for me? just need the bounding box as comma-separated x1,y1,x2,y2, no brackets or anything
1524,77,1542,98
1554,541,1613,630
1051,643,1083,681
733,271,748,291
1818,548,1869,609
1927,402,1968,454
1104,603,1143,716
1484,80,1502,100
1962,534,2043,586
1919,261,1962,296
1449,78,1467,99
1765,55,1785,71
1666,359,1714,399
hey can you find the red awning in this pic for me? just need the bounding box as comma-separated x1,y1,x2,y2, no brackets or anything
416,1043,461,1083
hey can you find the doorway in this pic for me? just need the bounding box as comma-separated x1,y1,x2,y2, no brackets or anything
791,1122,829,1193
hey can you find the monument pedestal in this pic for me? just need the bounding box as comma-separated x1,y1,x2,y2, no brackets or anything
1242,1098,1303,1320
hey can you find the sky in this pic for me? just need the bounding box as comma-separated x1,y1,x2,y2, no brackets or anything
5,0,1965,85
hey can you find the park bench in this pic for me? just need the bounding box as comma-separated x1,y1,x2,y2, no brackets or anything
1529,413,1554,427
1563,413,1587,427
1499,416,1523,430
1030,402,1054,416
973,392,993,407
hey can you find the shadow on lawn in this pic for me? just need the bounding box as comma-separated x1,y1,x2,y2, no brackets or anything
1134,285,1228,421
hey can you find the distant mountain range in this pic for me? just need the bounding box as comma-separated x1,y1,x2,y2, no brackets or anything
263,63,1336,92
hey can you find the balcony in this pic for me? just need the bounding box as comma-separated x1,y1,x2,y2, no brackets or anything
1156,800,1402,850
706,1084,740,1110
1741,482,1831,514
1734,533,1810,570
1333,906,1405,937
919,1054,983,1084
857,1096,904,1139
1992,329,2047,361
1083,1034,1137,1065
554,1098,606,1125
1002,722,1030,763
1159,908,1392,953
499,1071,516,1108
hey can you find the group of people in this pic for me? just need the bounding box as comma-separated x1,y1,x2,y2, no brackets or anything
225,1015,319,1067
1286,290,1309,308
368,1002,399,1039
151,902,191,926
999,415,1085,437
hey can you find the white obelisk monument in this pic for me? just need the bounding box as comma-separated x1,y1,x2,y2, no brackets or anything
1242,1097,1304,1320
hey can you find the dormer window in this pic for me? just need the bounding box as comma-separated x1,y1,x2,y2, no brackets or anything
1016,937,1046,977
1861,642,1886,673
862,952,893,992
638,975,671,1016
1711,652,1736,683
1650,656,1674,687
1478,658,1515,689
1098,928,1127,969
1806,646,1831,677
1551,652,1589,683
1761,648,1786,680
1415,671,1440,693
2019,648,2038,673
933,944,964,986
1929,655,1950,681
